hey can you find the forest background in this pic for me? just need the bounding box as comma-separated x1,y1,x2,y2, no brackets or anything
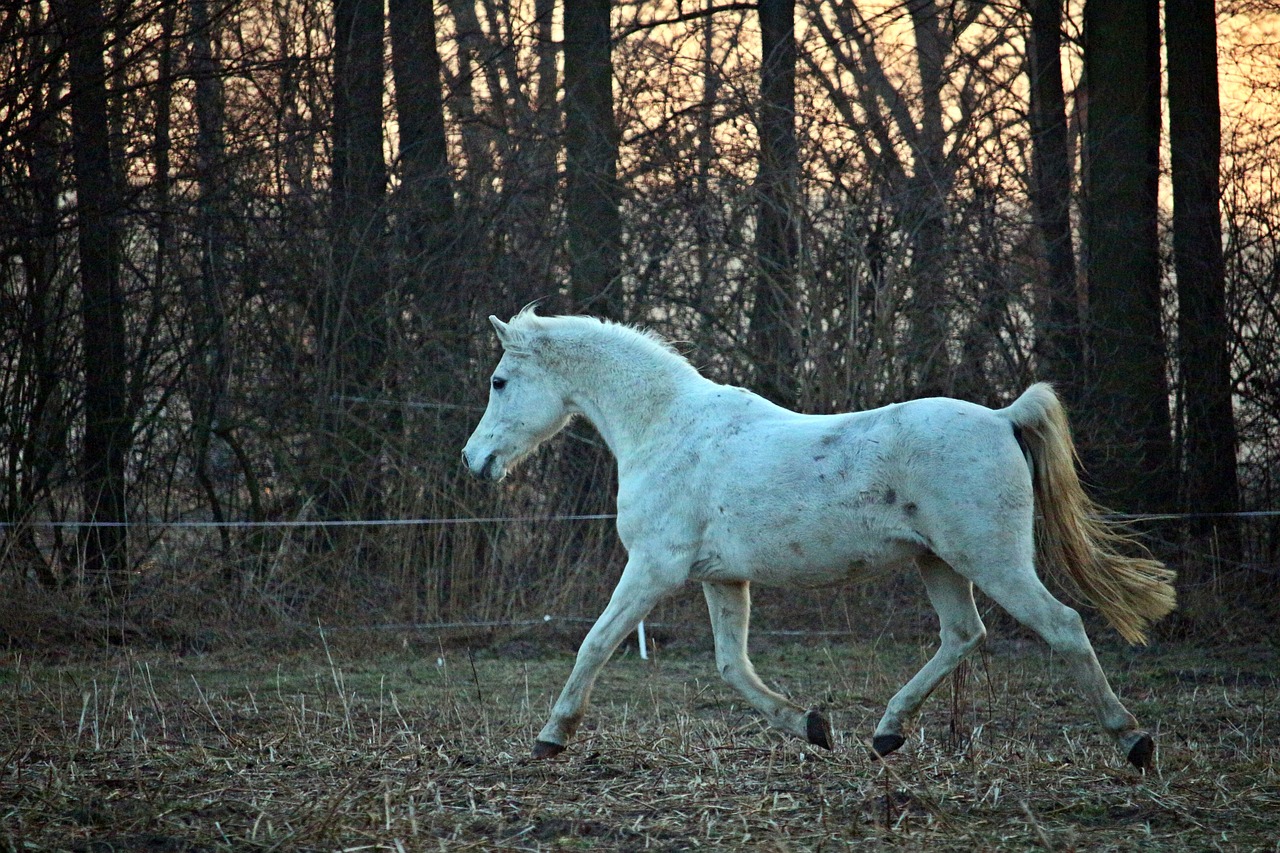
2,0,1279,648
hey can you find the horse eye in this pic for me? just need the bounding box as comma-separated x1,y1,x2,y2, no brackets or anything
491,376,507,391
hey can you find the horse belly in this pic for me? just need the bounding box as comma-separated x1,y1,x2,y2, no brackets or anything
693,520,923,588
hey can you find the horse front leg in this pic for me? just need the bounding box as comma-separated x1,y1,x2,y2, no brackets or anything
702,581,832,749
533,557,681,758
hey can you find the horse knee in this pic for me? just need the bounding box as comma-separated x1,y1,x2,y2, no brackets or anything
578,636,615,665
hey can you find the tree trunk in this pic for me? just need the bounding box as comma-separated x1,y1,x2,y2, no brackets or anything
58,0,130,590
443,0,492,209
189,0,235,539
1026,0,1082,407
1081,0,1174,512
1166,0,1241,561
11,1,70,588
563,0,622,318
695,0,719,353
323,0,388,518
748,0,800,406
390,0,454,279
903,0,953,396
499,0,560,309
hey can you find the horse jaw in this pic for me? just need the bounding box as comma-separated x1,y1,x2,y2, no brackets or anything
463,410,572,482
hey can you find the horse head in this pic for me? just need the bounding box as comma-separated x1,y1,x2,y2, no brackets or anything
462,314,574,481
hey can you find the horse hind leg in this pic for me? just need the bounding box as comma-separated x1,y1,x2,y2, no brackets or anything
871,555,987,759
969,562,1154,769
702,581,831,749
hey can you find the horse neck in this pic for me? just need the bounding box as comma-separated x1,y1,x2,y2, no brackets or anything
561,337,695,462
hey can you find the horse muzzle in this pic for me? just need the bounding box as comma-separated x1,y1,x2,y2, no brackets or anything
461,447,504,481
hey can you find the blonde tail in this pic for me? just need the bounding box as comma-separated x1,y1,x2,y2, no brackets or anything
1001,383,1177,645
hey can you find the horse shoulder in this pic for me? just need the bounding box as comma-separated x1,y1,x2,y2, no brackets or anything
615,463,706,548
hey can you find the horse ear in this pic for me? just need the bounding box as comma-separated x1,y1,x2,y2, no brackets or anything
491,313,536,354
489,315,512,345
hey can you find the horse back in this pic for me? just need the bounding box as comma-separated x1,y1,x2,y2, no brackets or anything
620,391,1034,586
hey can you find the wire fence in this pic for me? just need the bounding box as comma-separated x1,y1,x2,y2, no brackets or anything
0,514,619,530
4,510,1277,530
4,506,1275,644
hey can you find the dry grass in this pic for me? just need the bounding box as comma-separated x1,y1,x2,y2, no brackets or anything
2,634,1276,852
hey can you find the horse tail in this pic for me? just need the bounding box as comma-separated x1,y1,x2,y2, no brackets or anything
1000,383,1177,645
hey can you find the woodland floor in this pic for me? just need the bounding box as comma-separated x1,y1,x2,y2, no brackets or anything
2,631,1277,851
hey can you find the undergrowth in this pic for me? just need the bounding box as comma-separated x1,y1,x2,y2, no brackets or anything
2,635,1276,851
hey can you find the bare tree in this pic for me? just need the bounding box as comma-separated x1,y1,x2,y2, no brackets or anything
1081,0,1174,511
1166,0,1241,564
56,0,131,589
390,0,454,281
2,0,1277,634
321,0,389,518
184,0,237,544
1026,0,1082,406
748,0,800,405
804,0,1022,398
0,0,74,587
900,0,961,395
564,0,623,317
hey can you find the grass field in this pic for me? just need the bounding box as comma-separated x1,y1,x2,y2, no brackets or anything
2,631,1277,851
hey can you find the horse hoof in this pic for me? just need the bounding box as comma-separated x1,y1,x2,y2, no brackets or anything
806,710,834,750
531,740,566,760
1126,733,1154,770
870,733,905,760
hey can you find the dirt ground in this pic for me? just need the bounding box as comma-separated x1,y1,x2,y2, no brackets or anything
2,633,1277,851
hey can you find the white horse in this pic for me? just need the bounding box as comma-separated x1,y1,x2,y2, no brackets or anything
462,310,1176,769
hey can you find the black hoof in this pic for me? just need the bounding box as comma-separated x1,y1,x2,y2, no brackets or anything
870,733,905,760
1126,733,1154,770
806,710,834,750
531,740,566,760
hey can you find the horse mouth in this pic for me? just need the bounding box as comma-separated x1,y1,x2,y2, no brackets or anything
463,449,505,482
478,454,504,481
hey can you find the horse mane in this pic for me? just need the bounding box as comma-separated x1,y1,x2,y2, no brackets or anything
505,308,695,374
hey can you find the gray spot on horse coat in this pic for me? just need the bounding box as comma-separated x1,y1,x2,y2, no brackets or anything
789,541,805,556
691,553,723,578
884,489,896,505
903,502,918,515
